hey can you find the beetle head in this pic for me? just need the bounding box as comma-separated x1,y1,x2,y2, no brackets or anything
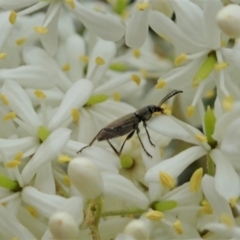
148,105,163,114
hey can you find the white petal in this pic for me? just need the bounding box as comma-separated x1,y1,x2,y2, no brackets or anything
145,146,206,183
202,174,234,218
22,186,67,218
149,11,204,53
48,79,93,131
73,2,124,42
102,172,149,209
0,204,35,240
21,128,71,184
125,5,149,48
0,66,58,89
0,0,38,9
203,0,222,49
148,115,204,145
2,80,42,129
0,11,14,48
211,149,240,201
124,220,149,240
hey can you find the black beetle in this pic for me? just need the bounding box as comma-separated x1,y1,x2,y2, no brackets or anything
78,90,182,157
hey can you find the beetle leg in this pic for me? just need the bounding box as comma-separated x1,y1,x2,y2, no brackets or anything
143,121,155,147
136,126,152,158
107,139,120,156
77,130,103,153
119,129,136,156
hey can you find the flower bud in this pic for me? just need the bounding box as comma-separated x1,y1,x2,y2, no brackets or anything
216,4,240,38
124,220,148,240
49,212,79,240
68,157,103,199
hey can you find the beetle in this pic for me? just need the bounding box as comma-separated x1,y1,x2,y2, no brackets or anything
77,90,183,157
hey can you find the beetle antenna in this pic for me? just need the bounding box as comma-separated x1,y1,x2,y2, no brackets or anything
158,90,183,107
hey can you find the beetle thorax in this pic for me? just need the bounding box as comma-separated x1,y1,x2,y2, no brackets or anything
135,105,158,121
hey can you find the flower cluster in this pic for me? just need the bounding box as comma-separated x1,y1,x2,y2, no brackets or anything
0,0,240,239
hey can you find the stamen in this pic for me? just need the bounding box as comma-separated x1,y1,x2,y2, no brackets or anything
3,112,16,121
0,53,7,59
132,49,141,58
159,171,175,189
79,55,89,63
155,79,166,89
65,0,75,9
229,197,238,207
219,214,234,227
131,74,141,85
61,63,71,72
9,11,17,24
174,53,187,66
5,160,21,168
187,106,195,117
145,211,164,221
195,134,207,143
189,168,203,193
95,56,105,66
204,90,215,99
173,220,184,235
58,155,72,163
201,200,213,214
223,95,233,111
71,108,79,122
136,2,149,10
113,92,121,101
34,26,48,34
0,94,9,105
34,90,46,100
215,62,228,71
63,175,71,186
26,206,39,218
15,38,27,46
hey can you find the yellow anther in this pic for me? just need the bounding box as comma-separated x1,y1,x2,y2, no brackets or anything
26,206,39,218
12,237,18,240
132,49,141,58
71,108,79,122
223,95,233,111
195,134,207,143
0,94,9,105
9,11,17,24
131,74,141,85
58,155,72,163
34,26,48,34
61,63,71,72
230,197,238,207
221,40,227,47
204,90,215,99
14,152,23,162
121,10,129,20
95,56,105,66
136,2,149,10
189,168,203,193
215,62,228,71
34,89,46,100
159,171,175,189
145,211,164,221
201,200,213,214
63,175,71,187
0,53,7,59
3,112,16,121
5,160,21,168
65,0,75,8
155,79,166,89
113,92,121,101
15,38,27,46
187,105,195,117
173,220,184,235
140,68,147,78
219,214,234,227
162,103,172,115
174,53,187,66
79,55,89,63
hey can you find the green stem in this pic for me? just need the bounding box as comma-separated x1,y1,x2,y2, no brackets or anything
101,208,146,217
207,153,215,176
0,174,21,192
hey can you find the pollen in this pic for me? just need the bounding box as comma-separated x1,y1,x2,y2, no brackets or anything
0,53,7,59
58,155,72,163
174,53,187,66
187,106,195,117
9,11,17,24
131,74,141,85
189,168,203,193
71,108,79,122
195,134,207,143
155,79,166,89
215,62,228,71
159,171,175,189
3,112,16,121
34,26,48,34
5,160,21,168
162,104,172,115
26,206,39,218
0,94,9,105
173,220,184,235
136,2,149,10
229,197,238,207
95,56,105,66
79,55,89,63
113,92,121,101
15,38,27,46
132,49,141,58
223,95,233,111
61,63,71,72
34,89,46,100
145,211,164,221
14,152,23,162
65,0,75,9
63,175,71,187
201,200,213,214
204,90,215,99
219,214,234,227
